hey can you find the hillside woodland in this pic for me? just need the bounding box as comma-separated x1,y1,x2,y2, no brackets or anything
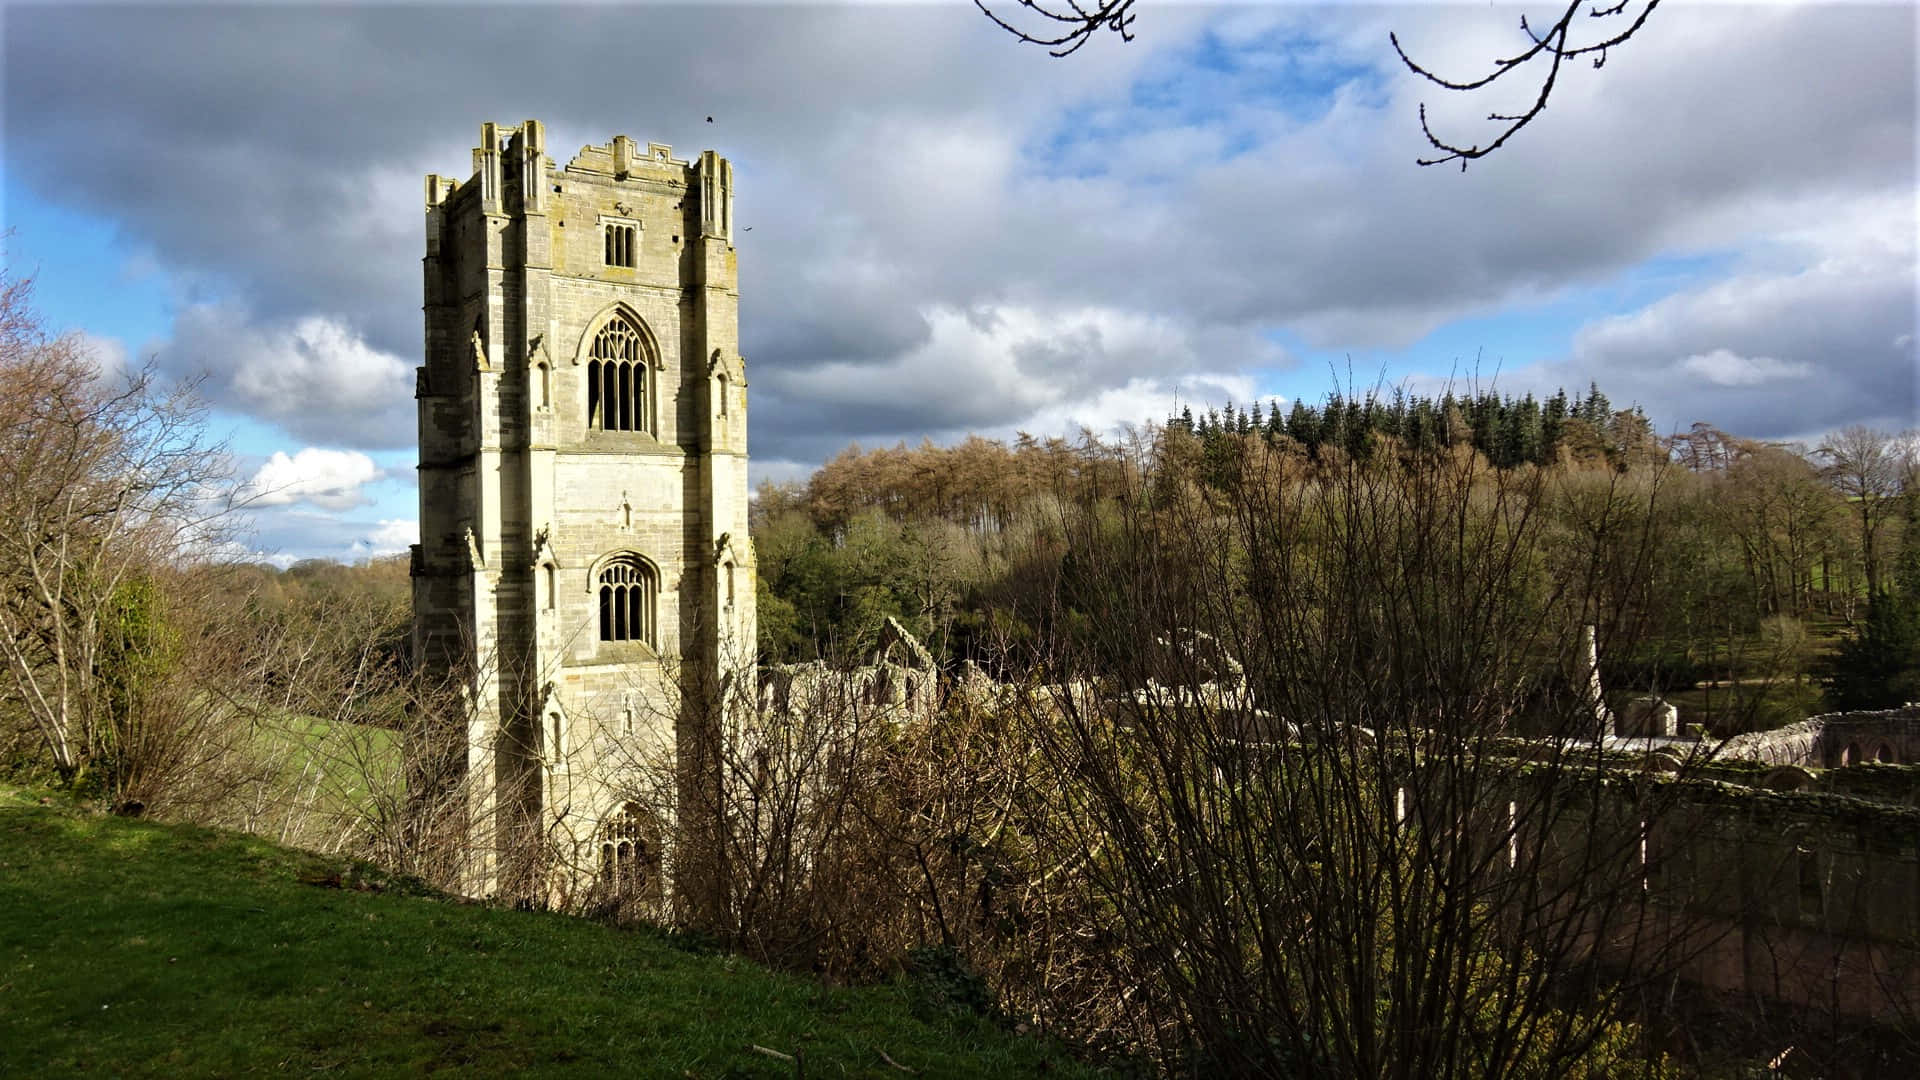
761,393,1919,729
5,271,1919,1076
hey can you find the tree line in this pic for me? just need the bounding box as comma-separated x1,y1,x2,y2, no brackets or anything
756,391,1919,724
1174,383,1655,471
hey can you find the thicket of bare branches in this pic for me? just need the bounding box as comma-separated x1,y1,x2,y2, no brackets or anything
591,433,1739,1073
0,273,240,807
980,433,1710,1074
203,569,484,884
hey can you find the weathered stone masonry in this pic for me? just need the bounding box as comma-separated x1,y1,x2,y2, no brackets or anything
412,120,755,896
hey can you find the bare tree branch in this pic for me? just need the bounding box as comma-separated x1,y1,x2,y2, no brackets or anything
1393,0,1663,168
973,0,1664,167
974,0,1137,57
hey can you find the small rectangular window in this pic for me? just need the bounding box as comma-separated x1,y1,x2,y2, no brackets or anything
604,223,637,268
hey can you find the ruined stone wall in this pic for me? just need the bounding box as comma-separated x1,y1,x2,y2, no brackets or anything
1511,778,1920,1025
1653,788,1920,1023
1719,707,1920,768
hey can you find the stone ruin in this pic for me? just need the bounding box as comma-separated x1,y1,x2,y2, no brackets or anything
758,616,939,725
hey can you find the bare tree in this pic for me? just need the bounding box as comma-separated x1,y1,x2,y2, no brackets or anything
0,274,235,788
1819,424,1903,597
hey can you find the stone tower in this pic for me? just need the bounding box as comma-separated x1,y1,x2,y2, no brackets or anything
412,120,754,898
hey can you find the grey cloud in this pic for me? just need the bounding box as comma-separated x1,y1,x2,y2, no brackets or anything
5,4,1913,463
1567,253,1918,438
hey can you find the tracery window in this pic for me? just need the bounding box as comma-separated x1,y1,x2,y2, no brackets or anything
599,802,657,893
586,314,650,434
598,553,657,645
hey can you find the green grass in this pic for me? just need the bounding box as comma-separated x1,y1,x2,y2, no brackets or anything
249,710,403,821
0,790,1100,1077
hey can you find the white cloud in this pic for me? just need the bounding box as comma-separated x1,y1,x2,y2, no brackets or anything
348,518,416,559
1018,372,1259,441
1678,349,1811,388
235,508,417,565
76,331,128,381
151,304,414,448
247,448,382,510
1563,202,1916,433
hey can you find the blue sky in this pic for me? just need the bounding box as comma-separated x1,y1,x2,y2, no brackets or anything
5,2,1914,562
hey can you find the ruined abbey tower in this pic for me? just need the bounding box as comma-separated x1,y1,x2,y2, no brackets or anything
411,120,754,898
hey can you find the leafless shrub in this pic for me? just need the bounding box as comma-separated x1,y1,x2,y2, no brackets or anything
987,433,1712,1074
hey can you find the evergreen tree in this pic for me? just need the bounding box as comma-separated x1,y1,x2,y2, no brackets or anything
1578,381,1611,426
1404,401,1431,454
1344,396,1372,459
1320,394,1347,457
1468,393,1497,457
1820,591,1920,709
1287,400,1319,451
1496,394,1540,467
1378,390,1405,440
1541,389,1569,462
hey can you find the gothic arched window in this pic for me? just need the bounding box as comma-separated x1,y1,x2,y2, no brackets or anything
585,314,650,434
597,553,657,645
599,802,658,893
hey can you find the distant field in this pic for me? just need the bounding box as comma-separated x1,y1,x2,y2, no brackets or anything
251,710,403,822
0,790,1096,1077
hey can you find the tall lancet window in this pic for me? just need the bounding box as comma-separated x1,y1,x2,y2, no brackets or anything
597,554,657,646
586,314,650,434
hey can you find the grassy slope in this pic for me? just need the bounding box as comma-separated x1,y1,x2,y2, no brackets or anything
0,791,1096,1078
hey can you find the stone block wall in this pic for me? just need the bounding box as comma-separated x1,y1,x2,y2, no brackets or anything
413,121,755,899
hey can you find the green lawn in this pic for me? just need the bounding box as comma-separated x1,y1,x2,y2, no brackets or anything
0,791,1098,1077
250,710,403,821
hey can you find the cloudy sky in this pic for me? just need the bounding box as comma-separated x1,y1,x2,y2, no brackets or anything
5,1,1914,562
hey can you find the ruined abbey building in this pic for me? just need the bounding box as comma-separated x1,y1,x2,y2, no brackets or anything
411,120,755,899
